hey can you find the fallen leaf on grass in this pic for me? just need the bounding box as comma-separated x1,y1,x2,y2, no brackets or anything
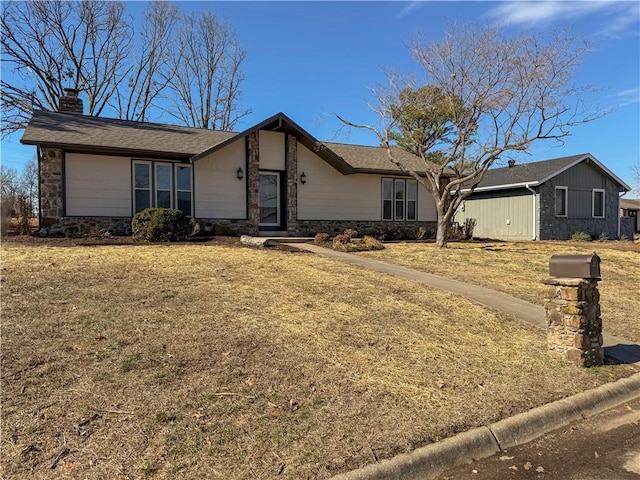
524,462,533,471
435,379,445,389
221,351,231,356
271,409,279,417
245,377,254,386
499,455,514,461
536,466,545,473
594,451,599,458
509,465,518,471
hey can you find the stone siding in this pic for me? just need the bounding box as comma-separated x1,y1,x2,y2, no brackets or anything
39,148,64,228
294,220,437,240
538,178,622,240
543,277,603,367
285,134,299,235
39,216,133,237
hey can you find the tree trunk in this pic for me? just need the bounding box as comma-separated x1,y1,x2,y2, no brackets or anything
435,215,448,248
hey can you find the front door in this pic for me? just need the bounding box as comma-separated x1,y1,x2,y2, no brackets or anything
259,172,281,229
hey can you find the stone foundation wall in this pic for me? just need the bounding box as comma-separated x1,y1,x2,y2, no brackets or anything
294,220,438,240
543,277,603,367
39,217,133,237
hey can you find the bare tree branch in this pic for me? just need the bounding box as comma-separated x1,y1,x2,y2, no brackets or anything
163,11,250,130
340,24,603,247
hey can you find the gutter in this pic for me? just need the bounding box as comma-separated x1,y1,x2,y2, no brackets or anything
525,184,537,240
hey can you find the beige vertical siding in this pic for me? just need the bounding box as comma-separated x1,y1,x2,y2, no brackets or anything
259,131,285,171
65,153,131,216
194,140,246,218
297,144,437,221
458,192,533,240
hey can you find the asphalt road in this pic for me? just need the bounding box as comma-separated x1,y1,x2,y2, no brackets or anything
438,397,640,479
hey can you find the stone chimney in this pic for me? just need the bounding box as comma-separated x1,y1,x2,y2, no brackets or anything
59,88,83,114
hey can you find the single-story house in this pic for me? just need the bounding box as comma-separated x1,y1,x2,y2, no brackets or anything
620,198,640,233
20,90,439,238
455,154,632,241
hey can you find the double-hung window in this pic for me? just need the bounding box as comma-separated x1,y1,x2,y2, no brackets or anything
133,161,193,216
382,178,417,221
592,189,605,218
555,186,568,217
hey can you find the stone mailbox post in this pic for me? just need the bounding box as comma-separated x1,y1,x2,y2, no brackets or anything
543,254,603,367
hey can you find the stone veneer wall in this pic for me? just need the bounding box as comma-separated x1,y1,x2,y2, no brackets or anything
39,148,64,230
245,132,260,234
285,134,299,235
40,217,132,236
537,178,622,240
294,220,437,239
543,277,603,367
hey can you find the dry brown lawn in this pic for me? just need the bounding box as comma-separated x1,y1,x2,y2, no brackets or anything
1,239,636,479
359,240,640,344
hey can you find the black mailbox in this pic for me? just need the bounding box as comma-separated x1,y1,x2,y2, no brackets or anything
549,254,601,279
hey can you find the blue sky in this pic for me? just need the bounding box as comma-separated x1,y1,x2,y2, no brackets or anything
2,1,639,193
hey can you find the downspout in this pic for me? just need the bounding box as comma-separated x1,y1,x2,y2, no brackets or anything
619,190,627,239
525,184,536,240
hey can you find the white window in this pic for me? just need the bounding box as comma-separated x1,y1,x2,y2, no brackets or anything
382,178,417,221
132,161,193,216
592,189,605,218
555,186,568,217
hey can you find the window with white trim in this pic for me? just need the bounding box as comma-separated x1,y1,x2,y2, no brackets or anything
592,189,605,218
555,186,568,217
382,178,417,221
132,161,193,215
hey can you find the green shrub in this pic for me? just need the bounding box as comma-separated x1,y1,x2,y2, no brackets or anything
132,208,195,242
570,231,592,242
595,231,609,241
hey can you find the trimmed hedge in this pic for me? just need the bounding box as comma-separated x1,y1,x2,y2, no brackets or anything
132,208,195,242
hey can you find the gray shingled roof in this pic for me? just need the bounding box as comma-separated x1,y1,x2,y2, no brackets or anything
21,110,237,158
474,154,587,189
466,153,631,192
324,142,432,173
21,110,432,174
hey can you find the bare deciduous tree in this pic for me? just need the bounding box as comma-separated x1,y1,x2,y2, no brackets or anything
340,25,602,248
165,11,250,130
2,1,250,134
631,159,640,197
111,1,179,121
1,0,132,135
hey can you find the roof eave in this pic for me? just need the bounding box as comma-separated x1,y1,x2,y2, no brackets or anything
461,181,541,193
22,141,194,160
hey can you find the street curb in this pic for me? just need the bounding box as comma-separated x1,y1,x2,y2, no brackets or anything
330,373,640,480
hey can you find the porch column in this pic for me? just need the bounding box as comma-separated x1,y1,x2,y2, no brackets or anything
286,134,298,234
246,132,260,234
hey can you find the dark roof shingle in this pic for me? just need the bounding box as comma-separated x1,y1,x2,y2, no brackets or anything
21,110,237,158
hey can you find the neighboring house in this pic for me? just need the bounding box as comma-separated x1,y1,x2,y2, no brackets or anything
20,90,439,237
456,154,632,241
620,198,640,233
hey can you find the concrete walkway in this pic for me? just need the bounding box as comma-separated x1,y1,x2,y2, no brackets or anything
285,242,640,367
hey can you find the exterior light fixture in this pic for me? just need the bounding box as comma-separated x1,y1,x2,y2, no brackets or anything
300,172,307,185
237,167,244,180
